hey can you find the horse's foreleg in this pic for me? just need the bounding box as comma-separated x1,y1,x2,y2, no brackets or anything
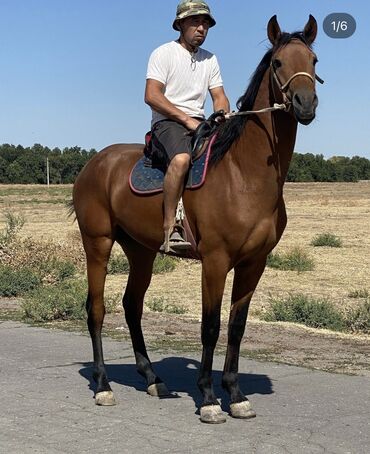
121,243,170,397
84,235,115,406
222,259,266,419
198,254,229,424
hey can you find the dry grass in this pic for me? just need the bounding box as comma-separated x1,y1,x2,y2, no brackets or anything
0,182,369,323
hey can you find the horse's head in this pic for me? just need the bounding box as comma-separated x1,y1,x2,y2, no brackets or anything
268,15,321,125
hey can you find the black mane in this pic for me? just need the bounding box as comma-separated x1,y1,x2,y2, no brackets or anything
210,31,312,164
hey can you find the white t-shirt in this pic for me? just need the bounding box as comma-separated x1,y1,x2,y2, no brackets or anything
146,40,223,125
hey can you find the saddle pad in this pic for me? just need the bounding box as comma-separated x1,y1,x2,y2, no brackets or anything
129,134,216,195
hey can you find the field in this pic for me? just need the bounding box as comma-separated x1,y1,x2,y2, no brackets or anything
0,182,370,375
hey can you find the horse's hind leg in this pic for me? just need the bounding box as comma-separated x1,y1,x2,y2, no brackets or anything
222,259,266,419
83,233,115,406
117,235,170,397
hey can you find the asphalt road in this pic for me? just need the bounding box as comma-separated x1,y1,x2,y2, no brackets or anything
0,320,369,453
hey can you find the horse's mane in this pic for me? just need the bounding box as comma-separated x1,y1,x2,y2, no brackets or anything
210,31,312,164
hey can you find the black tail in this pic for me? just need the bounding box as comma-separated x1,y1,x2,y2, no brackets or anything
65,199,76,221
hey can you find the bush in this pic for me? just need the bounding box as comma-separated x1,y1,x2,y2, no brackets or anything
22,280,87,322
345,300,370,334
0,265,41,296
153,255,177,274
267,246,314,272
262,294,346,331
146,297,187,314
311,233,342,247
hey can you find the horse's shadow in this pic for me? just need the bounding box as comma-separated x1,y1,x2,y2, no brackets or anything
79,356,273,411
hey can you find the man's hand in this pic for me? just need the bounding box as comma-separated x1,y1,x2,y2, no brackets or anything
184,117,202,131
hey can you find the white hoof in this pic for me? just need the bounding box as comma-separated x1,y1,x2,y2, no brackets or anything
147,383,170,397
200,405,227,424
95,391,116,406
230,400,256,419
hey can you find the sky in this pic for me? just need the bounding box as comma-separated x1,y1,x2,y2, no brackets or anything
1,0,369,158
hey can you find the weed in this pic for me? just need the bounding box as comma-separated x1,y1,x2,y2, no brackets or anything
107,253,130,274
262,294,346,332
22,280,87,322
348,289,369,299
311,232,342,247
345,300,370,334
0,265,41,296
267,246,314,272
105,293,122,313
152,255,177,274
146,297,187,315
0,211,25,246
107,253,177,275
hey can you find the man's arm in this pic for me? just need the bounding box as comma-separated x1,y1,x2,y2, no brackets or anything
209,86,230,114
144,79,201,131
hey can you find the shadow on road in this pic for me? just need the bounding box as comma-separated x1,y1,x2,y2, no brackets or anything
79,356,273,410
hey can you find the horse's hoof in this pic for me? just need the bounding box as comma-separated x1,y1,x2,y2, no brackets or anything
95,391,116,406
230,400,256,419
147,382,170,397
200,405,227,424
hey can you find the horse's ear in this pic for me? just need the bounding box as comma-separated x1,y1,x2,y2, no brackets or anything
303,14,317,45
267,15,281,45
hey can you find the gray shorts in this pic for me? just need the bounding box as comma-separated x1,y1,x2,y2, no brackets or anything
151,120,192,162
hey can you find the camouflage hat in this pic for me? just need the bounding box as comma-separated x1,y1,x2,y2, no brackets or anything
172,0,216,31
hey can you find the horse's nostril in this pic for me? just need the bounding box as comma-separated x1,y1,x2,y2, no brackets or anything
294,93,302,106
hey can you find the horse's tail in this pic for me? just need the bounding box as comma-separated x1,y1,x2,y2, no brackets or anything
65,199,76,221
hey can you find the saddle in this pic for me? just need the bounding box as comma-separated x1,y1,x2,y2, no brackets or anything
129,111,224,195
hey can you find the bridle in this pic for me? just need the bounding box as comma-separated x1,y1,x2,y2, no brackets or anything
270,61,324,107
224,43,324,120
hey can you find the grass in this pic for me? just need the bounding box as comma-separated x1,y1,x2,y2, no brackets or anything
311,232,342,247
145,296,187,315
267,246,315,272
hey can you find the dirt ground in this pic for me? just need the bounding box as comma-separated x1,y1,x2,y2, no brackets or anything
0,182,369,376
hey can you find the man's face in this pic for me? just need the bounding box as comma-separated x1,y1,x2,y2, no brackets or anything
180,14,210,48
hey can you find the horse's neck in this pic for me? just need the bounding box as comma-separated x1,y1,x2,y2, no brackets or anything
230,68,298,188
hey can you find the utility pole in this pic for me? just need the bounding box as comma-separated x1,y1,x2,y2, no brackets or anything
46,157,50,187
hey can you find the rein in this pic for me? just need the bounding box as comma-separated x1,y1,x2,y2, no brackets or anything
225,63,324,120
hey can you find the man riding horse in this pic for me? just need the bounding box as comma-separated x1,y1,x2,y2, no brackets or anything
145,0,230,253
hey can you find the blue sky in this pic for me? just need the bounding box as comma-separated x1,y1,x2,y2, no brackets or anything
1,0,369,158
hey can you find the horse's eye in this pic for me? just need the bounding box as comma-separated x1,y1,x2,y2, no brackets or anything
313,57,318,65
273,59,282,69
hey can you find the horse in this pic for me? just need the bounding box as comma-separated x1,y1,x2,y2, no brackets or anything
72,15,321,424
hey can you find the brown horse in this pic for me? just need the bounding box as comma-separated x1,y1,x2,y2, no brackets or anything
72,15,321,423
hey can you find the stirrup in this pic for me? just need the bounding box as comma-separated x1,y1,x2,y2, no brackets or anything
160,224,192,253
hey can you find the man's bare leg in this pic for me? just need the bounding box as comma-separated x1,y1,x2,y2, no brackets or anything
162,153,192,252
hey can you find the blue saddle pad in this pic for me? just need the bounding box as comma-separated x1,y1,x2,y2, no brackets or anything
129,137,214,195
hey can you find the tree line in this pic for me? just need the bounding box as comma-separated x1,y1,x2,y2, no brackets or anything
0,143,369,184
0,143,97,184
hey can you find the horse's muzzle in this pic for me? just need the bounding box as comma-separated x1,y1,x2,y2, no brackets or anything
292,89,318,125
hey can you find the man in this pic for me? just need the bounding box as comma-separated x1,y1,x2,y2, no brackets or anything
144,0,230,252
